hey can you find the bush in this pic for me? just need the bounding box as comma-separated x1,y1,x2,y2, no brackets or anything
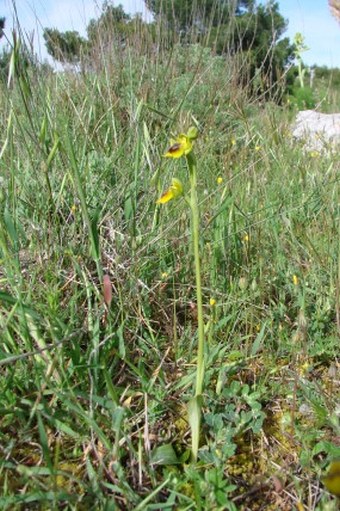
289,85,315,110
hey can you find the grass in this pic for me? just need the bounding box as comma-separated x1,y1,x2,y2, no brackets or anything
0,18,340,511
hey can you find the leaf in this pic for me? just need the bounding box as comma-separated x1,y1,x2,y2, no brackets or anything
312,441,340,458
150,444,180,465
90,207,100,260
37,412,52,469
188,395,203,461
0,291,40,319
46,135,60,168
3,209,18,249
117,321,126,359
124,193,133,223
251,322,266,356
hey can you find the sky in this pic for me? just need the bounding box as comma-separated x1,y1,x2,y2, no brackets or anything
0,0,340,68
278,0,340,68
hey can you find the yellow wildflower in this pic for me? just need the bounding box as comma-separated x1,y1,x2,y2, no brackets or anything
157,178,184,204
254,145,261,152
322,460,340,497
209,298,216,307
243,233,249,242
293,274,299,286
217,176,223,185
298,361,310,376
164,134,193,159
231,138,236,146
310,150,319,158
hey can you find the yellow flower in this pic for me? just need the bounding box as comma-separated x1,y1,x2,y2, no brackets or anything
164,134,193,159
293,274,299,286
231,138,236,146
310,150,319,158
217,176,223,185
322,460,340,497
298,361,310,376
209,298,216,307
254,145,261,152
157,178,184,204
243,233,249,242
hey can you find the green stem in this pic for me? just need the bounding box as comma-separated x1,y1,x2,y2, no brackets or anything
298,61,304,88
187,153,205,397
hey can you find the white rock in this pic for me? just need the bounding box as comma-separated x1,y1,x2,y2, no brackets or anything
292,109,340,151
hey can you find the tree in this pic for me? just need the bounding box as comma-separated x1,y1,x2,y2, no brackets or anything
144,0,255,32
43,28,87,64
0,48,10,81
145,0,294,93
0,17,5,39
0,17,6,79
87,2,131,47
225,2,294,88
43,3,135,65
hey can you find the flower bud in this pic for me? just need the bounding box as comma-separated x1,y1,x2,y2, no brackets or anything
187,126,199,140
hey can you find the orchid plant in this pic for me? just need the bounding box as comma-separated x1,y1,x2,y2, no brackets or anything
157,127,205,461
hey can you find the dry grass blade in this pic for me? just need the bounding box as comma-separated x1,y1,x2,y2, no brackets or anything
329,0,340,22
